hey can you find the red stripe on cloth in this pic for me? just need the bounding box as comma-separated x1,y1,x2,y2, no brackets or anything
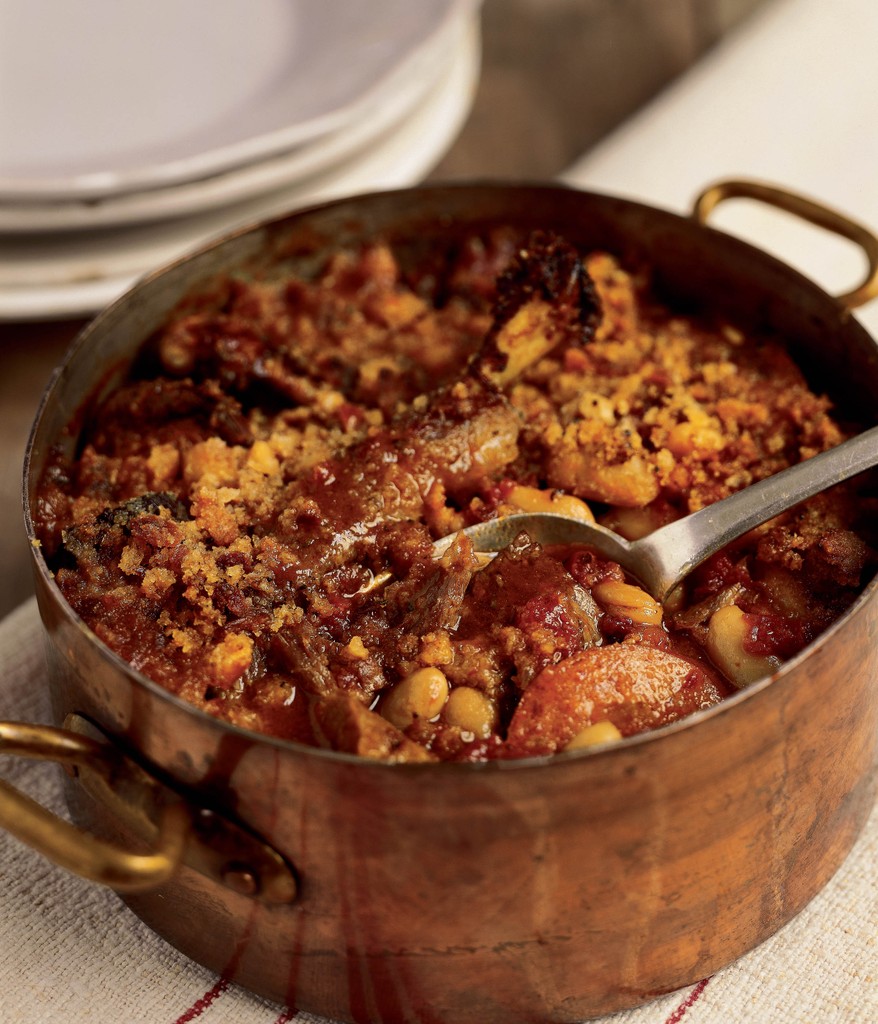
172,977,231,1024
272,1009,297,1024
663,977,711,1024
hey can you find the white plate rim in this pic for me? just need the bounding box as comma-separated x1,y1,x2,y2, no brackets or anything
0,0,479,203
0,19,480,322
0,6,468,233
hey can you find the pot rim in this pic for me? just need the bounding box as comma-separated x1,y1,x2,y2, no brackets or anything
22,180,878,773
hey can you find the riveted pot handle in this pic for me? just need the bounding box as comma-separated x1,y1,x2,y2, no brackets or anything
693,179,878,310
0,718,297,903
0,720,187,891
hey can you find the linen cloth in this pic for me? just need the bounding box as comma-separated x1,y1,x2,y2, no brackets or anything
1,597,876,1024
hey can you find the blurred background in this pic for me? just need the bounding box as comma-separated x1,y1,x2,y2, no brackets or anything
434,0,766,179
2,0,868,620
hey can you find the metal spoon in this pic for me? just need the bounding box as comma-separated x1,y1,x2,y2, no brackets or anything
433,424,878,603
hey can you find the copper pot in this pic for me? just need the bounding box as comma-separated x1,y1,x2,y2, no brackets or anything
4,181,878,1024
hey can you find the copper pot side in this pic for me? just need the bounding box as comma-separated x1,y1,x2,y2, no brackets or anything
15,182,878,1024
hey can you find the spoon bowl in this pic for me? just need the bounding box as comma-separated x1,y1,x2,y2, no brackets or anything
434,423,878,602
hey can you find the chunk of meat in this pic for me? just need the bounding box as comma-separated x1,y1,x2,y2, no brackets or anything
310,692,436,762
445,535,601,708
279,234,601,571
86,378,252,456
471,230,601,387
283,378,520,566
505,645,725,757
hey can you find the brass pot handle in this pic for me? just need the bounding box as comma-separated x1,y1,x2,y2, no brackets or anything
693,179,878,310
0,717,297,903
0,721,187,891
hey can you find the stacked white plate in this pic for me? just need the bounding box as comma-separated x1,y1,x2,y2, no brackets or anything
0,0,482,320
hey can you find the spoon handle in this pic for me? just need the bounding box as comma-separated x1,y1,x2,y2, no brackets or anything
637,423,878,601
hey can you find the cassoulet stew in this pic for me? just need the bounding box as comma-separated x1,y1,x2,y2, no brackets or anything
33,230,876,762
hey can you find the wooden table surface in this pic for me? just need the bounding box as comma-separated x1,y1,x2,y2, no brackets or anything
0,0,764,619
